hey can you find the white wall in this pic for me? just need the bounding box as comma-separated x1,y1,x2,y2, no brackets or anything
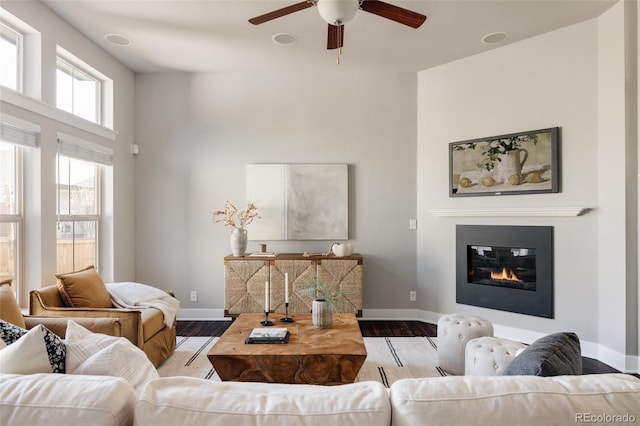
637,0,640,368
134,71,418,318
417,2,638,371
0,1,136,288
596,0,637,372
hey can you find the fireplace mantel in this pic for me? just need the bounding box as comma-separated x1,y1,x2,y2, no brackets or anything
429,207,588,217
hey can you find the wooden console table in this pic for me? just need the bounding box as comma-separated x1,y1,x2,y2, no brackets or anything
224,253,363,317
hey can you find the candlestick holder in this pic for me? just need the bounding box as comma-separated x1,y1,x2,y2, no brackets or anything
261,311,274,326
280,302,294,323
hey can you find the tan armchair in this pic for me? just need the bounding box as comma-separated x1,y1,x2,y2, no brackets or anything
30,285,176,367
0,282,122,339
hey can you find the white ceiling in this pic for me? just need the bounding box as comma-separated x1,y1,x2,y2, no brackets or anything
42,0,617,73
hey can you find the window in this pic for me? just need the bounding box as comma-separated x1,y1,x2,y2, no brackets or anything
56,56,100,124
0,21,22,91
56,154,99,273
0,121,38,304
0,141,21,295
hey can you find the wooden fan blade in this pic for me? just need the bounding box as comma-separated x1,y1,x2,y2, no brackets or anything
327,24,344,50
360,0,427,28
249,1,314,25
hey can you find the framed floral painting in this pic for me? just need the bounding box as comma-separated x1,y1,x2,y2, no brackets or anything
449,127,560,197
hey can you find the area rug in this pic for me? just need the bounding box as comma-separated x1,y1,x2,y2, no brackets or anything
158,336,447,387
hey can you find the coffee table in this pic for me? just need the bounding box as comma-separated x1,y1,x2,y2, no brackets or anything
207,313,367,385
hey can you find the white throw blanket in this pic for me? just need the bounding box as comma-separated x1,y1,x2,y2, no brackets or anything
105,282,180,327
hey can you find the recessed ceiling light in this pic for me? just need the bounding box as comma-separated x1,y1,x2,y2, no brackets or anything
481,32,509,45
272,33,298,46
104,33,132,46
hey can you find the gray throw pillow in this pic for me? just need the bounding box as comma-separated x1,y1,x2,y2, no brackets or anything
503,332,582,376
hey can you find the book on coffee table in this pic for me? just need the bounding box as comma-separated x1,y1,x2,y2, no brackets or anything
245,327,290,344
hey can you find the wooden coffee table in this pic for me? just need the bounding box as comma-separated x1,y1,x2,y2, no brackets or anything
207,313,367,385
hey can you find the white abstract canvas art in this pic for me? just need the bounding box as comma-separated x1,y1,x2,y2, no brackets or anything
247,164,348,240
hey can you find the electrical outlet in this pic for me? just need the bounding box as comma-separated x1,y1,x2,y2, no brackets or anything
410,291,417,302
409,219,417,230
190,291,197,302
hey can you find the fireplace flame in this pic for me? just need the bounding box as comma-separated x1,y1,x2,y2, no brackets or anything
491,267,522,282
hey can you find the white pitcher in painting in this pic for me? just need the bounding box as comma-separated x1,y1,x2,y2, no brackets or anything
495,149,528,185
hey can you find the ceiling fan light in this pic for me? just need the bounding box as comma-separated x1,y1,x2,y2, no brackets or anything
317,0,359,25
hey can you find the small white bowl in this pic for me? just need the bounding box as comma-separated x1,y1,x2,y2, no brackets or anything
332,243,354,257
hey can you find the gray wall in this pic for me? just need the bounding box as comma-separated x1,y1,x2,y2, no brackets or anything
134,71,418,317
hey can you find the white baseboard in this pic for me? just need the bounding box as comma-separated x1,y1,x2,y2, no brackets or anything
624,355,640,374
416,309,440,324
176,308,230,321
361,309,421,320
176,307,639,373
492,323,547,344
594,342,640,374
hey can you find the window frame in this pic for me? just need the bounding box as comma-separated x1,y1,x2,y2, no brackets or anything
56,154,102,274
0,19,24,92
56,54,102,125
0,142,24,304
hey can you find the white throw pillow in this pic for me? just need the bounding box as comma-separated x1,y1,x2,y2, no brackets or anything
65,320,158,393
73,340,159,394
65,319,127,373
0,326,52,374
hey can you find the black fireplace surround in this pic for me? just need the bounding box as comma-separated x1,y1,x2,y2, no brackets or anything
456,225,554,318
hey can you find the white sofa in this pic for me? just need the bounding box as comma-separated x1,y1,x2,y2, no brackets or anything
0,373,136,425
389,374,640,426
2,373,639,426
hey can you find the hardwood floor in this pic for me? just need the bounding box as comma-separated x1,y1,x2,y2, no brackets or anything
176,320,438,338
177,320,231,338
177,320,634,377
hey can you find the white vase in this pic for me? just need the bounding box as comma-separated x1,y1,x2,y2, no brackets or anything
312,299,333,329
230,228,247,256
494,149,528,184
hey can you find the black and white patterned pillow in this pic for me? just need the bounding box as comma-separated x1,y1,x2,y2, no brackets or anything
0,320,28,345
0,320,66,373
40,325,65,373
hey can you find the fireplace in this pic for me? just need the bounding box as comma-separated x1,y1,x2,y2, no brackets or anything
456,225,553,318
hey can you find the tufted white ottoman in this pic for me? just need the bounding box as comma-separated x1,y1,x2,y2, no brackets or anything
437,314,493,375
464,336,526,376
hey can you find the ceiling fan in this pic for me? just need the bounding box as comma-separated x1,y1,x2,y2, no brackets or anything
249,0,427,50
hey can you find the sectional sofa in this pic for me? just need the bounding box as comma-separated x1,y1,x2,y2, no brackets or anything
2,372,639,425
2,279,639,425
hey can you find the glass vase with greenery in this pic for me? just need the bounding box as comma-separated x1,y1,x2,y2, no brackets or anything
298,276,350,313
